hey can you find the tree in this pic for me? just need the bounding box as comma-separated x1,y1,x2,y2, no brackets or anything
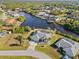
18,16,25,22
63,24,73,30
23,26,31,31
13,25,31,34
13,26,25,34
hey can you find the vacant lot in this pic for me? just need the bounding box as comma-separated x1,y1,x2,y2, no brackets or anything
0,33,29,50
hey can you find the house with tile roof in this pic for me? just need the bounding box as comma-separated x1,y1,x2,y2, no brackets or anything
4,18,17,24
55,38,79,58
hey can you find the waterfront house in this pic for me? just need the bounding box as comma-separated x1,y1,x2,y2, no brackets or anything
38,11,49,19
45,10,51,13
15,8,23,12
30,30,52,43
55,38,79,58
7,10,20,19
38,12,46,16
4,18,17,24
13,13,20,19
47,15,57,23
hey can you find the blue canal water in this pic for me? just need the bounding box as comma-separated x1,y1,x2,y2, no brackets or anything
20,12,54,29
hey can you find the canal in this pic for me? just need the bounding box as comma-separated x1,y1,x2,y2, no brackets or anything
20,12,54,29
20,12,79,38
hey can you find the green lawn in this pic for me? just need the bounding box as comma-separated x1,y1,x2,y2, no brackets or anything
0,46,27,50
48,34,64,45
36,45,62,59
0,56,38,59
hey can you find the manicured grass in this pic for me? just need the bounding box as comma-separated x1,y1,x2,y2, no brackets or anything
0,56,38,59
36,45,62,59
0,46,26,50
48,34,64,45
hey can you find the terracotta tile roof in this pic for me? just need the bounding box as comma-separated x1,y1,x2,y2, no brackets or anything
5,18,17,24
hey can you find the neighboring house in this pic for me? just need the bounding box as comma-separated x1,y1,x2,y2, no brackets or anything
38,12,46,16
30,31,52,43
55,38,79,58
55,17,67,22
47,15,57,23
38,11,49,19
13,13,20,19
4,18,17,24
45,10,51,13
15,8,23,12
7,10,20,19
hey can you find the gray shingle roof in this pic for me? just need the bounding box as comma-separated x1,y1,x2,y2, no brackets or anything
30,31,51,42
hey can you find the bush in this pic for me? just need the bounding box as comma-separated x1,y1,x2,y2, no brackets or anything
13,26,25,34
18,16,25,22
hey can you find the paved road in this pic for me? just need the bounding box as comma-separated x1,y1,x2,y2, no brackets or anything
0,41,51,59
0,50,51,59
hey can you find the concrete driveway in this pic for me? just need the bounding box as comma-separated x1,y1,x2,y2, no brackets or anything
27,41,37,50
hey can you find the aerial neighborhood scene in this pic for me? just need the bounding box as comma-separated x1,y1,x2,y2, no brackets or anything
0,0,79,59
